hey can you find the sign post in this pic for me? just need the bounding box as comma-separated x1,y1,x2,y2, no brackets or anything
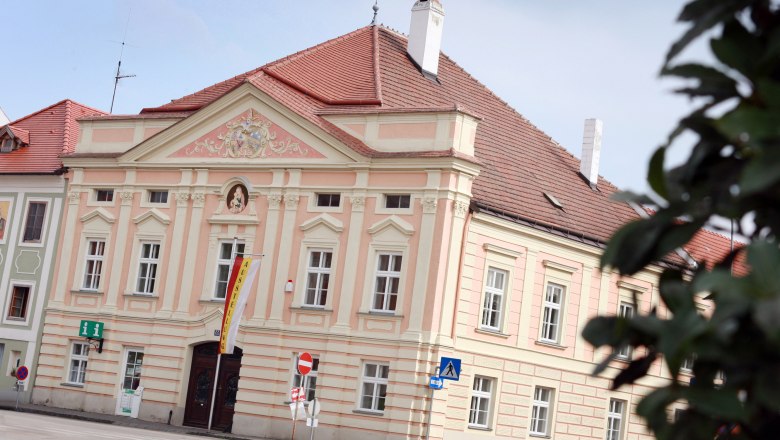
292,352,313,440
14,365,28,411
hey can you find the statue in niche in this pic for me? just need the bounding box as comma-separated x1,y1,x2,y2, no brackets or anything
227,184,249,214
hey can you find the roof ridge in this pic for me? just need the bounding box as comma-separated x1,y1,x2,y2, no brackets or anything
62,99,73,154
371,25,383,104
260,25,374,72
8,99,71,125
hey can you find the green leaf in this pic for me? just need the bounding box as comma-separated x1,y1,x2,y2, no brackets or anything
682,387,747,421
637,387,676,435
648,147,668,199
716,106,780,143
663,63,739,100
582,316,620,348
710,19,761,77
612,354,656,389
659,270,694,314
666,0,751,64
739,146,780,194
756,78,780,109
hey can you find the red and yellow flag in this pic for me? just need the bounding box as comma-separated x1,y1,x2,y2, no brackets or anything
219,256,261,354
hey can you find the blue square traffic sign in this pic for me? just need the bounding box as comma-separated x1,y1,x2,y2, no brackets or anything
439,357,461,381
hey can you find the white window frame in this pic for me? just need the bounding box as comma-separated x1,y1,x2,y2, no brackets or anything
0,197,14,246
315,193,341,208
20,199,49,246
94,189,115,203
530,386,553,436
480,267,507,331
468,376,493,429
120,348,144,391
383,194,411,209
213,240,245,299
607,398,626,440
681,355,695,373
82,239,106,291
304,249,333,308
371,253,402,313
135,241,161,295
147,190,169,204
539,282,565,344
358,362,389,413
291,353,319,401
67,341,90,385
616,302,634,359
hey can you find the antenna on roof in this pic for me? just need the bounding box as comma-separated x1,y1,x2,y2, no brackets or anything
371,0,379,25
110,9,137,114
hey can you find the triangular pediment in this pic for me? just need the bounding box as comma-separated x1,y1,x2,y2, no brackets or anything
133,209,171,226
80,208,116,225
300,214,344,234
367,216,415,237
120,84,365,165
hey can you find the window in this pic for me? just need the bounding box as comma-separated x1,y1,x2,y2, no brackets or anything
359,362,389,412
681,355,695,373
372,253,402,312
82,240,106,291
316,193,341,208
384,194,411,209
292,354,319,401
121,350,144,391
214,241,246,299
616,302,634,359
468,376,493,428
1,138,14,153
530,387,553,436
540,283,564,343
95,189,114,202
136,242,160,294
481,268,507,331
148,190,168,204
68,342,89,384
305,250,332,307
674,408,684,422
7,285,30,320
23,201,46,243
607,399,626,440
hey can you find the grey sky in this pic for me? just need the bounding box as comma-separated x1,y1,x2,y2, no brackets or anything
1,1,699,193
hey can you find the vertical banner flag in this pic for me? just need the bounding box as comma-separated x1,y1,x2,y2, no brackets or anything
219,256,261,354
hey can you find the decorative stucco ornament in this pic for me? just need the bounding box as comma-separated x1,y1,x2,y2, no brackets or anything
186,109,307,159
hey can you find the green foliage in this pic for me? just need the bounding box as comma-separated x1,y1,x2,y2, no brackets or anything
583,1,780,438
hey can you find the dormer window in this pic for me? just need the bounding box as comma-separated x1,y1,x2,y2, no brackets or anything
1,138,15,153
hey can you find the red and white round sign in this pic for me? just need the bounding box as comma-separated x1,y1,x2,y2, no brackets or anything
298,352,313,376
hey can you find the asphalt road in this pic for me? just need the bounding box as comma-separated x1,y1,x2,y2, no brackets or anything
0,410,208,440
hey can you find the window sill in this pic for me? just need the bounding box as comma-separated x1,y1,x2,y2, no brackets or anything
475,328,510,338
467,425,492,431
291,306,333,314
534,340,567,350
72,289,104,296
529,434,551,439
123,293,159,299
61,382,84,388
199,298,226,304
359,311,404,319
352,409,384,417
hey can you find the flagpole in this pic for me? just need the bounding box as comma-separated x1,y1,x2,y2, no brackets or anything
208,237,238,431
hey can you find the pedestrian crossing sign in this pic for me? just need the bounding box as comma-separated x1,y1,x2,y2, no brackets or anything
439,357,461,381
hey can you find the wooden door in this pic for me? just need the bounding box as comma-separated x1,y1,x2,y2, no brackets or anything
183,342,243,431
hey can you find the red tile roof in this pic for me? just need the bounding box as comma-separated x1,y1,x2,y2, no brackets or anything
0,99,105,174
685,229,748,277
130,25,647,243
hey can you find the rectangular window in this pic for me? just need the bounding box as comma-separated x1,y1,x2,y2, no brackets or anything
315,193,341,208
68,342,89,384
540,283,564,343
607,399,626,440
214,241,246,299
359,362,389,412
121,350,144,391
530,387,553,436
480,268,507,331
95,189,114,202
468,376,493,428
7,285,30,320
148,190,168,204
372,253,402,312
1,138,14,153
616,302,634,359
681,355,695,372
23,201,46,243
136,242,161,294
82,240,106,291
305,250,332,307
292,354,319,401
384,194,411,209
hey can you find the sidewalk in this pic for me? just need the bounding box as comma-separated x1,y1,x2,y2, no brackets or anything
0,402,274,439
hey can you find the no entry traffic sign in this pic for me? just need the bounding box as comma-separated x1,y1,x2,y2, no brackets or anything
298,352,313,376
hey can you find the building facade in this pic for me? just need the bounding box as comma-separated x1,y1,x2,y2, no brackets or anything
31,2,731,439
0,100,104,403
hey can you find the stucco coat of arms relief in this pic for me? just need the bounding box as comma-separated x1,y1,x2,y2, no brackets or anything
171,109,324,159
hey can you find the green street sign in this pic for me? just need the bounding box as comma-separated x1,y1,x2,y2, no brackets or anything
79,320,104,339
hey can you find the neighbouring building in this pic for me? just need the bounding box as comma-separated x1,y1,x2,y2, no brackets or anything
0,100,105,404
31,2,740,439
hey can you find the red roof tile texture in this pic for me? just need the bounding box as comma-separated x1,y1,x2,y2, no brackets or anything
0,100,105,174
685,229,749,277
135,26,647,243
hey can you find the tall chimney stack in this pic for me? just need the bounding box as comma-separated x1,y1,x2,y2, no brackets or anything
580,118,603,187
407,0,445,77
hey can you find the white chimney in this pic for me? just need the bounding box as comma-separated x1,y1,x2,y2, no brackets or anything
407,0,445,77
580,118,603,187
